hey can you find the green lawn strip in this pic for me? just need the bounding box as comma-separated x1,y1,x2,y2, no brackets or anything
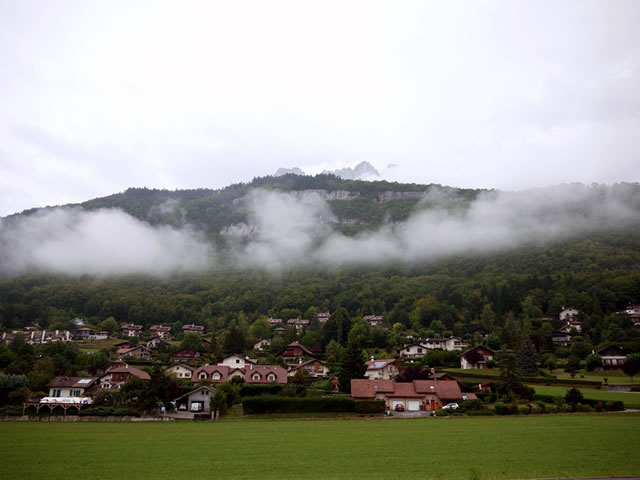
1,415,639,479
532,385,640,408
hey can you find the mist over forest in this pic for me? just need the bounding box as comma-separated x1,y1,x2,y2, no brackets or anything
1,176,639,277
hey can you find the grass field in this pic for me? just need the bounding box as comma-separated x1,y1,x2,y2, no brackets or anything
1,415,640,479
533,385,640,408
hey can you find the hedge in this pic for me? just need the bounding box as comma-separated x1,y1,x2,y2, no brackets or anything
443,370,602,387
78,407,138,416
354,400,385,414
239,384,283,397
242,396,356,414
533,394,624,411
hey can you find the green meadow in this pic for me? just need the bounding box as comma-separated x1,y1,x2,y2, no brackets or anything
1,415,639,480
532,385,640,408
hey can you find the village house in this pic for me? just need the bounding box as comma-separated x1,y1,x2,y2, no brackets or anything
21,329,75,345
552,330,573,346
351,378,464,412
317,312,330,325
364,358,403,380
147,337,171,349
244,364,288,384
217,354,257,369
120,323,144,337
399,336,467,358
558,320,582,334
287,318,310,332
182,324,206,336
99,363,150,390
276,342,316,361
150,325,173,339
559,307,580,322
363,315,384,327
288,358,329,378
45,376,99,398
422,336,467,351
117,344,153,360
174,386,217,416
172,348,200,363
459,346,495,369
252,338,271,351
165,364,194,379
399,342,428,359
597,345,627,370
267,317,283,326
193,364,230,383
75,328,109,341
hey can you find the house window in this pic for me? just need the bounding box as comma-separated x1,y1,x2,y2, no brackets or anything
212,373,221,380
252,373,261,381
417,348,423,353
267,374,276,382
200,373,207,379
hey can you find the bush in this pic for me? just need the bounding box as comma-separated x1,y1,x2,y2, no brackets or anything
0,405,23,416
242,395,356,414
239,383,283,397
494,402,519,415
517,405,530,415
354,400,385,414
461,399,484,411
466,409,496,416
576,403,593,413
434,409,449,416
77,407,138,416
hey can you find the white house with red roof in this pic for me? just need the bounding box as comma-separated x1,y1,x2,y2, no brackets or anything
364,358,403,380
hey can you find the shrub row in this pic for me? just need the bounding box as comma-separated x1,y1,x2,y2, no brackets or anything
354,400,385,414
533,394,624,411
445,370,601,386
78,407,138,417
242,395,356,414
239,384,283,397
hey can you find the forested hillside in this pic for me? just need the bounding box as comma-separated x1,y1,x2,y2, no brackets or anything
1,176,640,357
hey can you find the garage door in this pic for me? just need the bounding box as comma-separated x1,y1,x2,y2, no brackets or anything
408,401,420,411
392,400,404,409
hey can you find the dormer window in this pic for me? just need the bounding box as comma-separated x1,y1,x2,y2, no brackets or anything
212,373,221,380
252,373,261,381
267,373,276,382
199,373,207,379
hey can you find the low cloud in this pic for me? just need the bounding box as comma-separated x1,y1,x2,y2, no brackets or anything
235,183,640,269
1,184,638,276
0,208,214,276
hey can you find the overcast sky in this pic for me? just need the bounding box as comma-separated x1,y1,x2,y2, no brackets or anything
1,0,639,217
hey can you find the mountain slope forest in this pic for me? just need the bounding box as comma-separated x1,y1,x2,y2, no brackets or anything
1,175,640,357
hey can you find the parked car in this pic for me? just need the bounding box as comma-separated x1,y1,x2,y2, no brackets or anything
442,403,459,410
394,404,405,412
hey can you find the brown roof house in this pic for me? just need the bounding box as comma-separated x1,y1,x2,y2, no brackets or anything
351,378,463,412
276,342,316,361
45,376,100,399
597,345,627,370
150,325,173,339
120,323,144,337
99,363,150,390
172,349,201,363
288,359,329,378
182,324,206,336
364,358,403,380
459,346,495,369
245,364,288,384
117,345,153,360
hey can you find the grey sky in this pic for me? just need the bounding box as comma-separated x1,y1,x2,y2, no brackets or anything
1,0,639,216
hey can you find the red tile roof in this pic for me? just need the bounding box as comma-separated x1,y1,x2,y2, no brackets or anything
244,364,288,384
351,379,463,402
